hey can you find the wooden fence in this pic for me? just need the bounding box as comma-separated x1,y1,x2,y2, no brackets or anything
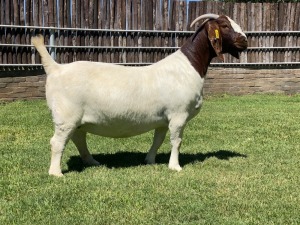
0,1,300,66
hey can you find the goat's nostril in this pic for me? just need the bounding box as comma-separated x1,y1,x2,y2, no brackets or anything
237,35,248,45
239,35,247,42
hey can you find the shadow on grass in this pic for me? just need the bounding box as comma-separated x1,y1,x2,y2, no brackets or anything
64,150,247,174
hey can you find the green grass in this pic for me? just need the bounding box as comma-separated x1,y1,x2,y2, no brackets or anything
1,94,300,224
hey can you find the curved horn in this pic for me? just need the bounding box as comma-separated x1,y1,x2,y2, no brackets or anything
190,13,219,28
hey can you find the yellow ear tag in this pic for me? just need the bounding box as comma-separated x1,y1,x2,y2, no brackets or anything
215,29,219,39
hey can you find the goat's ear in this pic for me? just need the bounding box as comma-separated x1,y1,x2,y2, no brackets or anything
207,21,224,62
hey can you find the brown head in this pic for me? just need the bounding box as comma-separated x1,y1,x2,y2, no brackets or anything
181,14,248,77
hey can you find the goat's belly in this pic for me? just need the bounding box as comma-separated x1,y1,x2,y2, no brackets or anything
80,120,167,138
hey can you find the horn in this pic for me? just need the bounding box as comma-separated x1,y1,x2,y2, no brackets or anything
190,13,219,28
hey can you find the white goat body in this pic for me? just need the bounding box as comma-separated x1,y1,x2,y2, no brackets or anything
47,52,203,138
32,14,247,176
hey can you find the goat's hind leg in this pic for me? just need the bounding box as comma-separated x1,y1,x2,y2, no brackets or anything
145,127,168,164
71,129,100,167
49,124,75,177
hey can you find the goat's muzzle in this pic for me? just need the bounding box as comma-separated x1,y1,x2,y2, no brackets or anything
235,35,248,51
229,35,247,59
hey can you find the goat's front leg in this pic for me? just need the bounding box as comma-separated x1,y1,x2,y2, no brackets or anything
168,115,187,171
145,127,168,164
49,124,74,177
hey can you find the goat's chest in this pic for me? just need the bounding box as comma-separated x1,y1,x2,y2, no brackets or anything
178,74,204,120
186,92,203,121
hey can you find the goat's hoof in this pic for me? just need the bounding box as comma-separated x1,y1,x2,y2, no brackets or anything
83,157,100,167
145,157,155,165
168,164,182,172
86,160,100,167
49,170,64,177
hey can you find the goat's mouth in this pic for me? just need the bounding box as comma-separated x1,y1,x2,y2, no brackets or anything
230,39,248,59
235,41,248,51
234,36,248,50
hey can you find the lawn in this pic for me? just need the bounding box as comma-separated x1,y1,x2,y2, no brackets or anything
1,94,300,224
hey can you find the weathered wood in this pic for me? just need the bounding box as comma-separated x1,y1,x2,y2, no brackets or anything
255,3,262,63
295,3,300,62
141,0,146,63
136,0,141,63
48,0,54,26
5,0,11,25
0,47,2,64
13,0,20,25
97,0,103,63
43,0,49,27
0,0,4,25
188,2,195,31
1,1,300,66
162,0,168,30
89,0,95,62
57,0,63,63
38,0,42,26
287,2,295,62
116,0,125,63
2,46,7,64
10,1,18,64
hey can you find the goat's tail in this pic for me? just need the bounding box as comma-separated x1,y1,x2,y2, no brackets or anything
31,35,59,74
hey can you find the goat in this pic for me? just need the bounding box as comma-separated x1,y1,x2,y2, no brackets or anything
32,14,247,176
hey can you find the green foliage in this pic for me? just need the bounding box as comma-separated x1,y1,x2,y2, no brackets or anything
1,95,300,224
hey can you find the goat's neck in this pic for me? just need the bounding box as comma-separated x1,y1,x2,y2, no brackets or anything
181,30,215,78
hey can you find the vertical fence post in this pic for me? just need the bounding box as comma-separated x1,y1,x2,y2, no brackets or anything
50,28,55,59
